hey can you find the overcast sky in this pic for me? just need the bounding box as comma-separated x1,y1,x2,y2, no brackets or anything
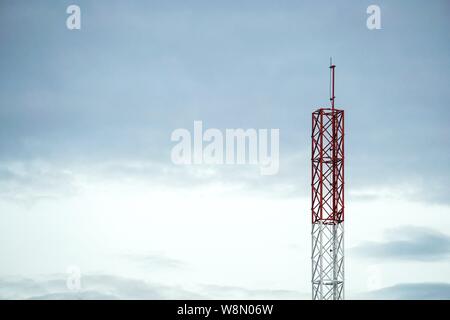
0,0,449,299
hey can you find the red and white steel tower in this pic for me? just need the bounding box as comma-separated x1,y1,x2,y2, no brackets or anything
311,61,345,300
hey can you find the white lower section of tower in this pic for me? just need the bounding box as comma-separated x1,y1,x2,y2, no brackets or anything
312,222,344,300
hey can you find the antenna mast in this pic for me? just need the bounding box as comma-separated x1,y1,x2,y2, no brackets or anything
311,62,345,300
330,57,336,110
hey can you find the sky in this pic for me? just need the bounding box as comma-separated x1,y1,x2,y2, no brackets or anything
0,0,449,299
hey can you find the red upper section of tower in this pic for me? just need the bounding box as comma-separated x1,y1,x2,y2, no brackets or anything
311,64,344,224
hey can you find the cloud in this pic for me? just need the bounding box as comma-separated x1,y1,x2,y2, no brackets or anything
198,284,307,300
121,253,185,269
348,177,450,206
0,161,78,205
352,226,450,262
362,282,450,300
0,274,201,300
0,155,306,208
1,1,449,206
0,273,306,300
30,291,118,300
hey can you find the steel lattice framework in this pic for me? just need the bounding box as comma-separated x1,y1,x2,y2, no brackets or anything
311,63,345,300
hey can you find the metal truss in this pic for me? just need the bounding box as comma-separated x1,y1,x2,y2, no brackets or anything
311,107,345,300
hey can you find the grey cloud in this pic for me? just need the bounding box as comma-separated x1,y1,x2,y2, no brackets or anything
0,1,448,205
0,162,78,205
91,155,449,206
347,174,450,206
0,156,306,205
0,274,201,300
352,226,450,262
30,291,118,300
361,282,450,300
0,273,305,300
198,284,307,300
89,148,308,197
0,153,446,210
121,253,185,270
